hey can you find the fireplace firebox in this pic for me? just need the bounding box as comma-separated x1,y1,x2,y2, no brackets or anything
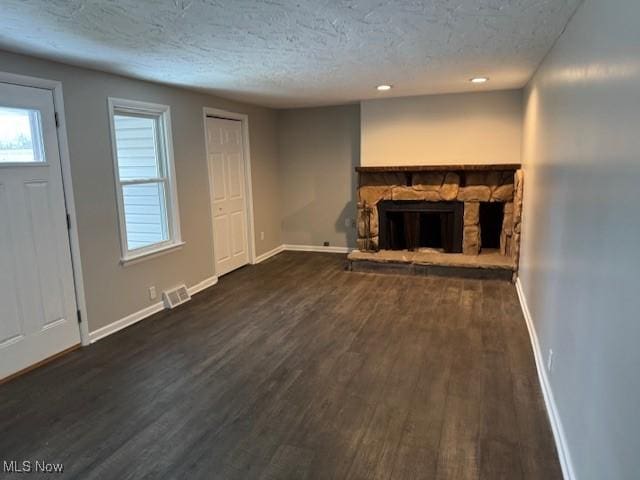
378,201,463,253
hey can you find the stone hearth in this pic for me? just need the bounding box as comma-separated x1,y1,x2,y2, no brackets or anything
348,249,516,281
351,164,524,279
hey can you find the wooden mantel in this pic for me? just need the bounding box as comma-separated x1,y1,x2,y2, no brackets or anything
355,164,521,173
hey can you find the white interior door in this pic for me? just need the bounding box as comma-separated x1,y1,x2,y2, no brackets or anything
0,82,80,380
206,117,249,277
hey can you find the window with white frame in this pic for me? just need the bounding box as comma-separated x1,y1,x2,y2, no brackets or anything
108,98,182,262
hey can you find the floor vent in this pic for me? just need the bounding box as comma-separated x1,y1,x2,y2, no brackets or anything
162,285,191,309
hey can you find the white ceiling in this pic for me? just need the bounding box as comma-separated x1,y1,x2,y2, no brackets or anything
0,0,581,108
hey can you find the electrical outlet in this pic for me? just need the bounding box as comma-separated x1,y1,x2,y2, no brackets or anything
547,349,554,373
260,231,265,241
149,286,157,300
344,217,352,228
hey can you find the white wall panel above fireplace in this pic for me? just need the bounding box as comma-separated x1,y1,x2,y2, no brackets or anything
361,90,522,167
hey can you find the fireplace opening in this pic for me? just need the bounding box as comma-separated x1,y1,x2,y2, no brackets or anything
385,211,408,250
419,213,443,248
386,211,444,250
480,202,504,249
378,201,463,253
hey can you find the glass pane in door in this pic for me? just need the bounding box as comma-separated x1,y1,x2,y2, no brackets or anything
0,106,45,163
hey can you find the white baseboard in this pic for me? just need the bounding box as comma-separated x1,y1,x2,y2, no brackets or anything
252,244,352,261
254,244,285,264
188,275,218,296
515,277,575,480
283,244,352,254
89,301,164,343
89,275,218,343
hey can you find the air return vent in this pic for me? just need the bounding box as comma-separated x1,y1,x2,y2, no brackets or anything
162,285,191,309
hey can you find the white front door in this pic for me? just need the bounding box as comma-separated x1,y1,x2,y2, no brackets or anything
0,82,80,380
206,117,250,277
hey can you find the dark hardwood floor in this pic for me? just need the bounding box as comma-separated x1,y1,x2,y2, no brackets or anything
0,252,561,479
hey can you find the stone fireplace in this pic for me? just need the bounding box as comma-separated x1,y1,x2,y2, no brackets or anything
350,164,524,279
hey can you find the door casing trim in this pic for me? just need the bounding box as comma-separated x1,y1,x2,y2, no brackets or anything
202,107,256,274
0,71,90,346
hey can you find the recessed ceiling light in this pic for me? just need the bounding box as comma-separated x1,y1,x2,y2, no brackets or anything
470,77,489,84
376,84,392,91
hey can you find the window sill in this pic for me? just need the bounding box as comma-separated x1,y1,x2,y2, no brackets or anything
120,241,185,267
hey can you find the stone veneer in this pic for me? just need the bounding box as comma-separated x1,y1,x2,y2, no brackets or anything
356,167,524,265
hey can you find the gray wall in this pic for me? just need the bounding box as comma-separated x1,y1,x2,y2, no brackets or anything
0,50,281,333
520,0,640,478
278,104,360,248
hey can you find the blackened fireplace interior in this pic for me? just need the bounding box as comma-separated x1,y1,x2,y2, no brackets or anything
480,202,504,249
378,201,463,253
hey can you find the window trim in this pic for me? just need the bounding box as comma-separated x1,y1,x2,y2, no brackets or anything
107,97,182,265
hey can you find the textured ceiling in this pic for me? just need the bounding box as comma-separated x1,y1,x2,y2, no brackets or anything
0,0,581,107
